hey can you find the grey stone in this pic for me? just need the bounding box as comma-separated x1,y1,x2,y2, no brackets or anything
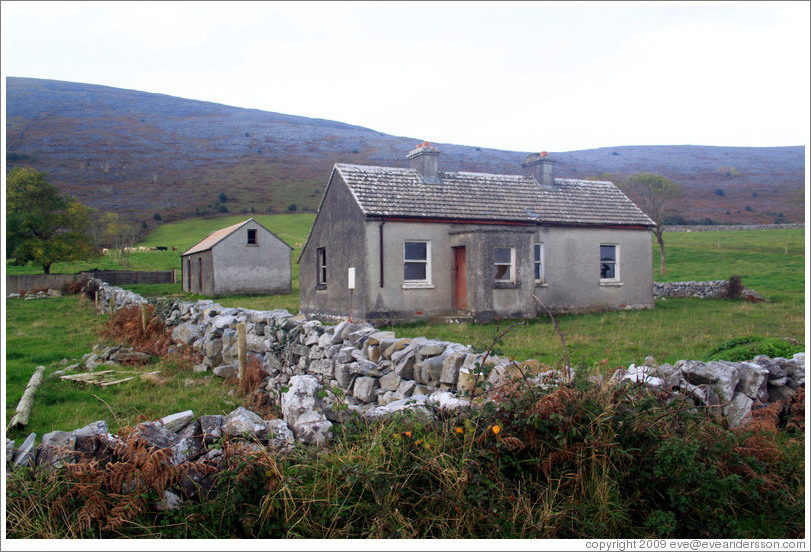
37,431,76,470
170,437,199,465
199,415,224,444
392,347,416,380
135,421,180,449
213,364,238,378
267,419,295,451
73,420,109,453
13,433,37,468
161,410,195,433
309,359,334,377
288,411,332,444
222,407,268,440
768,385,796,403
172,323,203,345
397,379,417,398
351,358,380,377
724,393,754,429
6,439,15,465
334,362,353,388
281,375,332,444
379,371,401,392
752,356,786,379
681,360,740,403
353,376,380,403
418,343,447,359
440,351,466,386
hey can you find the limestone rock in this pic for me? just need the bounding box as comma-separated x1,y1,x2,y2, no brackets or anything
161,410,195,433
13,433,37,468
352,376,380,403
222,407,268,440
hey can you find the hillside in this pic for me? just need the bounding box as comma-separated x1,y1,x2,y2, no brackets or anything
5,77,806,224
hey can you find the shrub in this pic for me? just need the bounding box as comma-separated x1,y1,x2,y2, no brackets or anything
704,335,804,362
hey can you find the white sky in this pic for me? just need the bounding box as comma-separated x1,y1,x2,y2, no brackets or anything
1,0,810,152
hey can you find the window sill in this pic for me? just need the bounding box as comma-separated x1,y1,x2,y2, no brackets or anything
246,244,259,247
599,281,623,287
535,282,548,288
315,284,327,291
403,282,434,290
493,282,520,289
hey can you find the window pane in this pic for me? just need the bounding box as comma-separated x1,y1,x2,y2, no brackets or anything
600,262,615,279
534,244,541,262
600,245,616,262
404,242,427,261
495,264,511,281
404,262,427,281
534,262,541,280
247,229,257,244
494,247,512,263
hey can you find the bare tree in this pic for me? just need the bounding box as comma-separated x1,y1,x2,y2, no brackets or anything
620,173,682,275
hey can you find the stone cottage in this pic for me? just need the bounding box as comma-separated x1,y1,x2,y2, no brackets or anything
299,144,655,324
181,218,292,296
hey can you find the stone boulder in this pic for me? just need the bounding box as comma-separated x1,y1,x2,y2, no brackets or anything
281,375,332,444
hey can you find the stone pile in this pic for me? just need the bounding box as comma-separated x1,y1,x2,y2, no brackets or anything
616,353,805,427
5,406,296,511
49,344,153,380
653,280,766,302
7,289,63,300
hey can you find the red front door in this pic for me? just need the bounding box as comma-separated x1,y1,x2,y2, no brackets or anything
453,246,467,310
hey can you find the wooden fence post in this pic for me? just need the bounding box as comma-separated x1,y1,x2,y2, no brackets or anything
141,303,148,333
237,323,247,380
110,292,115,316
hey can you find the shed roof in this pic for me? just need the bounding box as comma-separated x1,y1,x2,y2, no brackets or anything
181,218,291,256
334,164,655,227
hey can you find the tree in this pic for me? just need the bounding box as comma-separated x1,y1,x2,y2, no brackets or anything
6,168,97,274
91,212,137,266
619,173,682,275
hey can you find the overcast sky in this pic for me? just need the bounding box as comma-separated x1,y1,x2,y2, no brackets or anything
2,1,809,153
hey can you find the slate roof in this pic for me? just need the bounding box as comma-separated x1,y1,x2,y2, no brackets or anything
335,164,655,227
182,218,291,256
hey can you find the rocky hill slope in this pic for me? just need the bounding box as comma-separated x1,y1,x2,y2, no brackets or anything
6,77,805,224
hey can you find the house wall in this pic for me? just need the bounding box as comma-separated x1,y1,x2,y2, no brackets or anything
211,221,292,295
181,251,214,295
532,226,654,313
299,173,367,319
360,223,653,324
363,220,459,323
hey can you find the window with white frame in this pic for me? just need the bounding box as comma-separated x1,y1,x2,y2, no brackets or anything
404,241,431,286
534,243,545,283
316,247,327,286
600,244,619,282
494,247,515,283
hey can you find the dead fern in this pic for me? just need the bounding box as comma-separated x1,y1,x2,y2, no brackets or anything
48,424,216,536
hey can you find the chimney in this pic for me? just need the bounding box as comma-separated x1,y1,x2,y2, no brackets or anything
407,142,440,180
522,151,555,187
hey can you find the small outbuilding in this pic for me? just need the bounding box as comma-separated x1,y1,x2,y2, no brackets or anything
181,218,292,296
299,144,656,324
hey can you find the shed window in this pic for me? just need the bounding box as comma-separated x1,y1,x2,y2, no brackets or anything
404,241,431,285
316,247,327,286
600,244,619,281
247,229,257,245
494,247,515,283
534,243,545,283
